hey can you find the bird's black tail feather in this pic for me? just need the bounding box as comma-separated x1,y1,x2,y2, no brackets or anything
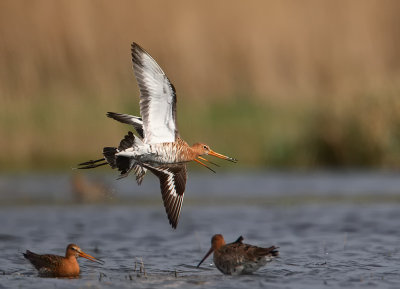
77,132,144,181
77,158,108,169
265,246,279,257
103,147,118,169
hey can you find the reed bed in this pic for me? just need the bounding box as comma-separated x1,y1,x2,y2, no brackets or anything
1,0,400,170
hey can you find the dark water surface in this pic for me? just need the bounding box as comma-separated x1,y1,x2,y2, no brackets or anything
1,172,400,288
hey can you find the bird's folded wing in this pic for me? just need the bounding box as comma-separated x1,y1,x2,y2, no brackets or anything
24,251,62,270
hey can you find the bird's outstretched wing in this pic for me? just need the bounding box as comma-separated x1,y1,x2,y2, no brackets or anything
107,112,144,139
131,42,178,144
144,163,187,229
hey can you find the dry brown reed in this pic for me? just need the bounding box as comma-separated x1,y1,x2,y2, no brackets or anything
1,1,400,169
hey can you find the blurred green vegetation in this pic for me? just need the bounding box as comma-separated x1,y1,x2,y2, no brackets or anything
3,90,400,170
1,1,400,170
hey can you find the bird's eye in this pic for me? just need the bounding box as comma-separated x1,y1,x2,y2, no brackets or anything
203,145,208,149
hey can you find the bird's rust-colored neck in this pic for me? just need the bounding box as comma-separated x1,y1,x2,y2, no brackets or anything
172,140,207,161
65,244,78,259
180,141,237,172
196,234,227,268
211,234,226,251
188,143,207,160
64,244,103,264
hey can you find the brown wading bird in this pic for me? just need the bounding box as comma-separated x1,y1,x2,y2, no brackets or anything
78,42,237,229
23,244,103,277
197,234,279,275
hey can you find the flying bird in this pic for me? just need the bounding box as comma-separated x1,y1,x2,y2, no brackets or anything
78,42,237,229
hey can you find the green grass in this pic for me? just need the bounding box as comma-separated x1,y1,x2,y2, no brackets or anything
3,90,400,171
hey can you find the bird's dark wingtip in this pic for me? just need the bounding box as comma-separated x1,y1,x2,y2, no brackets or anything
131,42,146,66
234,236,244,243
169,214,179,229
22,250,32,259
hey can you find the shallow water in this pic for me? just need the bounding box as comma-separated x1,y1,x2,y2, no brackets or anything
1,172,400,288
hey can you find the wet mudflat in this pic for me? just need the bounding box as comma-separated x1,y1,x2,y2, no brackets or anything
1,172,400,288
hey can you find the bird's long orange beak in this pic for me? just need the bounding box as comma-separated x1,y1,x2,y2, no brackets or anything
194,158,216,173
208,150,238,163
78,251,104,264
198,156,220,167
196,247,214,268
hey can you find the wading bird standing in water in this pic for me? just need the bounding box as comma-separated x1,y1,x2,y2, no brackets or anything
23,244,103,277
197,234,278,275
78,42,237,229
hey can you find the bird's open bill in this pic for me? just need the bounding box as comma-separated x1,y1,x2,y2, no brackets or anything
78,251,104,264
196,247,214,268
208,150,238,163
194,159,216,173
198,156,220,167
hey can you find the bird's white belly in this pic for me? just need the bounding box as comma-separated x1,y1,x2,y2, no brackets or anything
116,143,180,164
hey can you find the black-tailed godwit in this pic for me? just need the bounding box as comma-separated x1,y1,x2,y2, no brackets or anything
197,234,278,275
23,244,103,277
78,43,237,229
